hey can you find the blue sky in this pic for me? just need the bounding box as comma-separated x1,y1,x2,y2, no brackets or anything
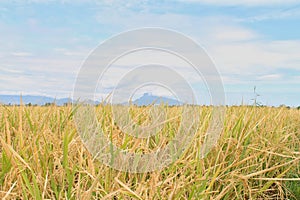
0,0,299,106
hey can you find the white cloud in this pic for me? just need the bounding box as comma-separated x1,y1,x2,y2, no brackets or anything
294,76,300,81
3,0,299,7
11,52,33,57
53,48,89,56
0,66,23,74
204,24,259,42
257,74,281,80
206,39,300,75
27,18,39,26
238,7,300,22
179,0,300,6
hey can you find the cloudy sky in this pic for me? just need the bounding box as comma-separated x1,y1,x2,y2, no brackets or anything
0,0,299,106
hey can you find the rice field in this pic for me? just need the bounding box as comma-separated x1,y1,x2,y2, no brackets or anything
0,104,299,199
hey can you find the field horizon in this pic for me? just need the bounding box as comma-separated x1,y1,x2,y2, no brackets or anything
1,94,299,109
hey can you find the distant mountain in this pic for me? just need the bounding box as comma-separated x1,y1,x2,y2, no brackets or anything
130,93,182,106
0,93,181,106
0,95,73,106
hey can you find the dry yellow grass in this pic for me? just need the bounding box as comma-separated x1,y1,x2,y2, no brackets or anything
0,104,299,199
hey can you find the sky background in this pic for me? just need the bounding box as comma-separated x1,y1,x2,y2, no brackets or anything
0,0,300,106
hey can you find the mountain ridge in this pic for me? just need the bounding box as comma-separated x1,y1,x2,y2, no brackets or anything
0,93,181,106
130,93,181,106
0,95,72,106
